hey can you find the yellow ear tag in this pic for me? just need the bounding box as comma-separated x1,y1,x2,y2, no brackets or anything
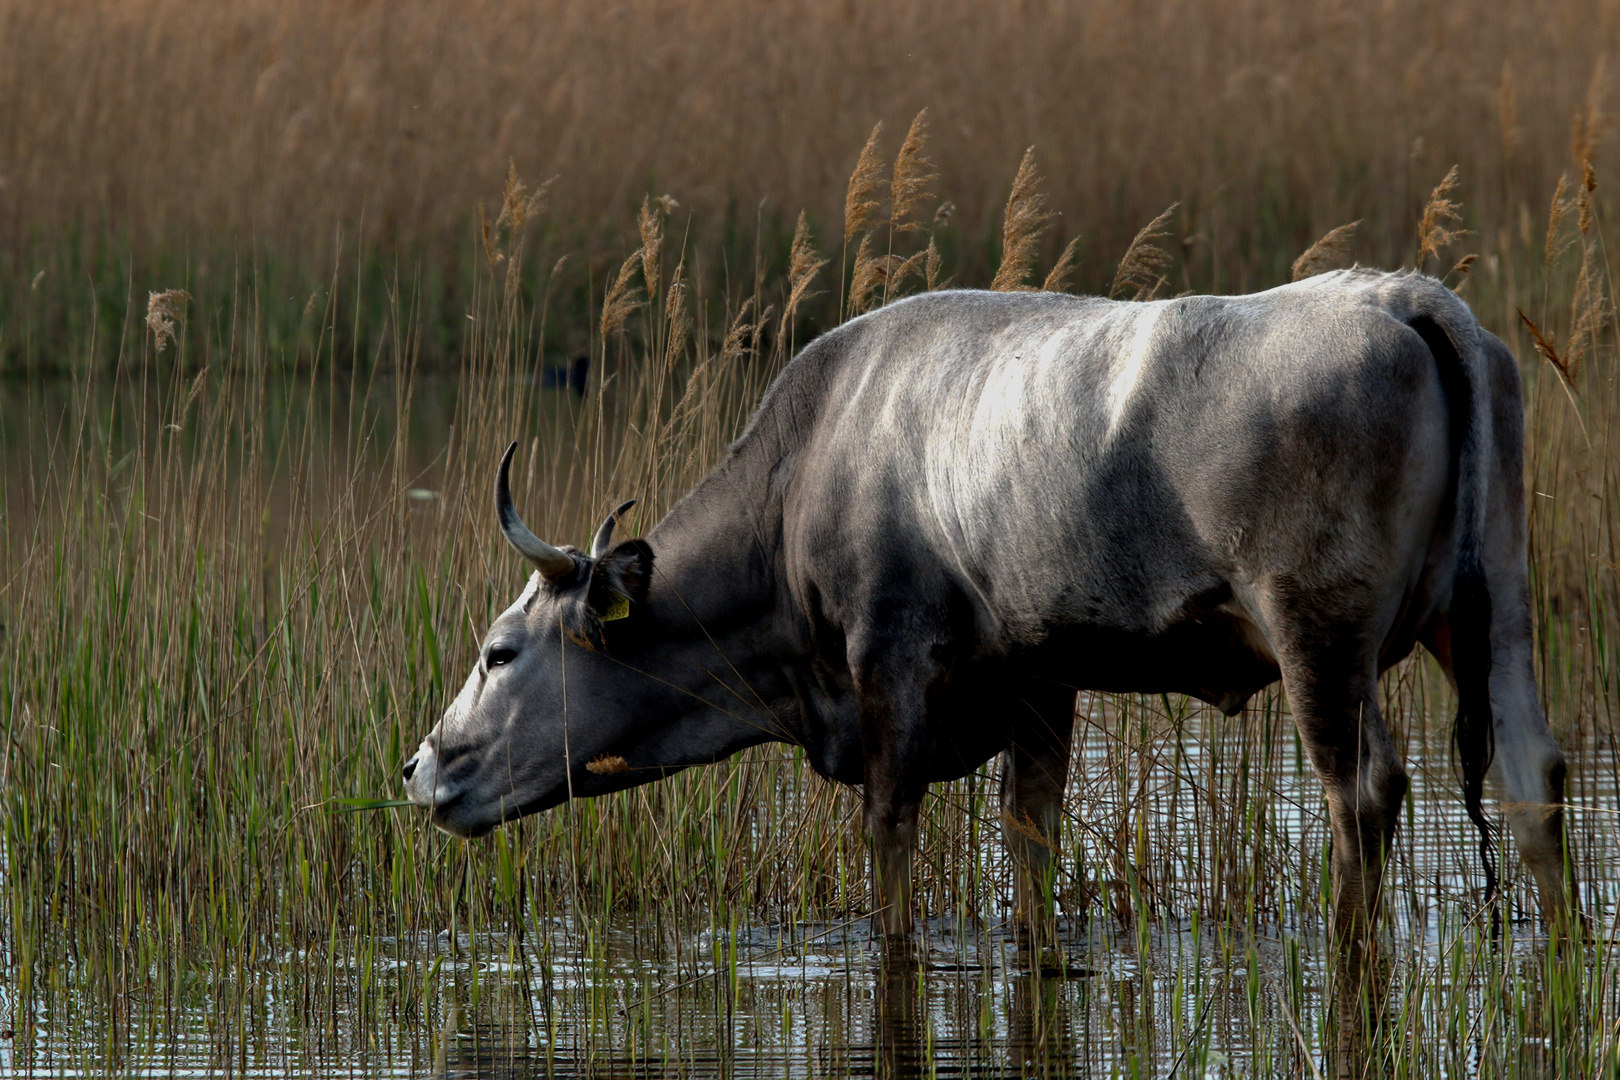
601,594,631,622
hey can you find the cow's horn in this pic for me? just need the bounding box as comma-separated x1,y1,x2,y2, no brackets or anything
495,442,576,580
591,500,638,558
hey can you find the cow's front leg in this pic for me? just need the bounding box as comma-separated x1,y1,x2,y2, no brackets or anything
854,653,939,942
865,773,924,940
1000,683,1076,946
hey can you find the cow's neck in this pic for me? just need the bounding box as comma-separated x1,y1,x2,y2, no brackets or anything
633,454,798,745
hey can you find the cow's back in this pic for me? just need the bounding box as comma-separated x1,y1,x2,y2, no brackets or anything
764,273,1458,665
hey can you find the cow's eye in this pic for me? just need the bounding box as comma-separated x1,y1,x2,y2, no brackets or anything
486,645,519,667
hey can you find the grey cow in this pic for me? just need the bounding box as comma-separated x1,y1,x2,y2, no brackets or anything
404,270,1575,950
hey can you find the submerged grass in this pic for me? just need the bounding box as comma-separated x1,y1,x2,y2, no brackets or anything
3,117,1620,1078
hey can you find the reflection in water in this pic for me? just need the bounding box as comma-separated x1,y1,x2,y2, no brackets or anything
435,935,1094,1080
1004,968,1076,1080
874,954,923,1080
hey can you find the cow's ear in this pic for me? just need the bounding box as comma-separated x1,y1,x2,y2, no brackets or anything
589,539,654,620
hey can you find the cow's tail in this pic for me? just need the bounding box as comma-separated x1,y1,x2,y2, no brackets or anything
1401,283,1498,905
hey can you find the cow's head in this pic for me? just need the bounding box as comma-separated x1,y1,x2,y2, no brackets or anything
402,443,693,837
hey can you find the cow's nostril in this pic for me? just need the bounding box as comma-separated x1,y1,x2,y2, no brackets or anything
402,756,418,782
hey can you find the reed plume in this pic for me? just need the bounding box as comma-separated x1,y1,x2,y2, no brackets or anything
1041,236,1081,293
889,249,927,295
478,203,502,274
1545,172,1574,266
640,195,666,302
1519,309,1574,384
1446,253,1478,293
990,147,1054,292
925,237,944,291
1417,165,1467,267
494,159,549,234
669,298,755,441
1110,204,1178,300
844,121,887,241
146,289,192,352
473,162,552,304
1566,256,1604,381
1579,159,1597,236
717,297,757,368
848,234,893,313
784,211,829,325
600,249,644,339
1567,163,1606,380
663,256,690,370
889,109,937,233
1291,221,1360,281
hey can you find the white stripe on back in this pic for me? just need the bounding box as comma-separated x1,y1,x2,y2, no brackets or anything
1105,304,1165,433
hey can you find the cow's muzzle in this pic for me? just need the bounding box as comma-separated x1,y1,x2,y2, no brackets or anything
403,739,470,818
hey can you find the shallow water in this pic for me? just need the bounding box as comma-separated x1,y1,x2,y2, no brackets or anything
5,713,1616,1080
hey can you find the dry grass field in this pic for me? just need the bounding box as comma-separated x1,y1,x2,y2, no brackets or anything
3,2,1620,1076
3,0,1618,367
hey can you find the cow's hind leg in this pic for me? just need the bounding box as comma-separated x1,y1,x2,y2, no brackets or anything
1273,625,1406,1070
1287,656,1407,953
1000,683,1076,947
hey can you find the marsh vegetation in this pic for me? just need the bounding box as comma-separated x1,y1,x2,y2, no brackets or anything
3,2,1620,1076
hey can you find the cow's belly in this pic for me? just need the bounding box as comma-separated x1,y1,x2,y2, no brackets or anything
1030,610,1281,715
919,611,1284,785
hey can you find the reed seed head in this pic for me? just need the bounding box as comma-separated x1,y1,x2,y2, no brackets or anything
784,211,829,324
1291,220,1361,282
889,108,937,233
600,248,644,339
1041,236,1081,293
663,256,690,370
494,159,549,234
146,289,192,352
990,147,1054,292
1546,172,1573,266
1578,161,1598,237
718,297,756,366
844,121,887,241
1519,308,1574,384
1445,253,1479,296
924,236,944,291
847,233,891,313
640,195,665,301
478,202,501,273
1567,243,1607,379
1110,204,1178,301
1417,165,1467,267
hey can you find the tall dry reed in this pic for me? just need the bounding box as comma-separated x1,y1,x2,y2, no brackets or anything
5,0,1620,367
